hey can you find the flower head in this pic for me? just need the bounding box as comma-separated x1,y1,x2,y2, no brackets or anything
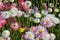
10,22,19,31
25,1,31,7
19,28,25,33
2,30,10,38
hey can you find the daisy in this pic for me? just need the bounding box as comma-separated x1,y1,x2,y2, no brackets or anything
10,22,19,31
33,18,40,23
3,0,8,3
34,12,41,18
0,37,4,40
24,13,30,18
58,14,60,17
52,18,60,24
17,11,23,17
25,1,31,7
9,0,14,2
1,11,10,19
48,8,52,12
41,10,48,15
25,31,35,40
54,8,59,12
49,3,54,8
29,17,34,21
28,9,35,14
9,7,18,17
50,33,56,40
2,30,10,38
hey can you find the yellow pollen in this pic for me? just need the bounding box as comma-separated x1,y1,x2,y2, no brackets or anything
39,30,43,33
45,19,49,22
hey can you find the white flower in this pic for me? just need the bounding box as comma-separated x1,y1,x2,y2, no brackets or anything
49,3,54,8
29,17,34,21
53,18,60,24
9,7,18,17
43,33,50,40
28,9,35,14
33,18,40,23
9,0,14,2
25,31,34,40
0,37,4,40
50,33,56,40
58,14,60,17
2,30,10,38
41,10,48,15
54,8,59,12
35,38,39,40
34,12,41,18
25,1,31,7
17,11,23,17
1,11,10,19
24,13,30,18
48,8,52,12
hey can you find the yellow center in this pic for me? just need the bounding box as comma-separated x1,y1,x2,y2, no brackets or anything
3,32,7,34
28,34,31,37
11,12,14,14
39,30,43,33
45,19,49,22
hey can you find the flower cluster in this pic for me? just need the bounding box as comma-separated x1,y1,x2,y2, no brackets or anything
0,0,60,40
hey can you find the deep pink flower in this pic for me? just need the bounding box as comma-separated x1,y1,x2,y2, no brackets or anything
10,22,19,31
23,6,30,11
0,16,6,28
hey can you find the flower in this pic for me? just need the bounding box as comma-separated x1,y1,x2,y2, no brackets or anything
24,13,30,18
33,6,38,11
49,3,54,8
1,11,10,19
42,33,50,40
9,0,14,2
42,3,48,10
25,31,35,40
17,11,23,17
50,33,56,40
58,14,60,17
29,17,34,21
2,30,10,38
0,16,6,28
41,10,48,15
0,2,3,10
10,22,19,31
0,37,4,40
28,9,35,14
48,8,52,12
19,28,25,33
25,1,31,7
3,0,8,3
54,8,59,12
52,18,60,24
23,6,30,11
31,25,48,39
33,18,40,23
34,12,41,18
41,17,54,28
9,7,18,17
11,3,17,7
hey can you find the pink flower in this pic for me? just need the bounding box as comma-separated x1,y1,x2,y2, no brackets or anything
33,6,38,11
11,3,17,7
10,22,19,31
20,2,25,7
0,2,4,10
23,6,30,11
30,25,48,39
0,16,6,28
41,17,54,28
42,3,48,10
